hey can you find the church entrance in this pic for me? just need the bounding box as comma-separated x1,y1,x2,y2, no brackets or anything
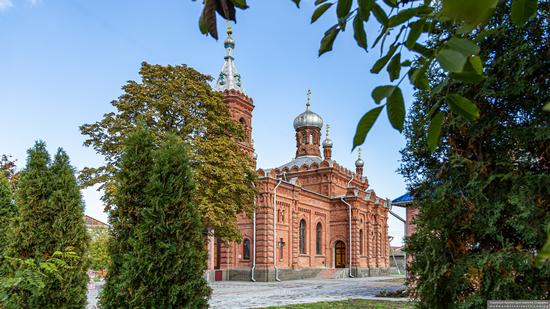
335,241,346,268
214,238,222,281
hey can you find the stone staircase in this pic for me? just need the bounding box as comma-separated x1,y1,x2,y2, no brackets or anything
316,268,348,279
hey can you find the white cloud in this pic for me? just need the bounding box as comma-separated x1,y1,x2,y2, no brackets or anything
29,0,41,6
0,0,13,11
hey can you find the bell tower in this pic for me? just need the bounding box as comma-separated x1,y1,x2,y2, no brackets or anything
293,90,324,158
215,22,255,160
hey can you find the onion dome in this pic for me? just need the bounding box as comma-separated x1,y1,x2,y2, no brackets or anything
322,124,333,147
355,148,364,167
293,90,323,130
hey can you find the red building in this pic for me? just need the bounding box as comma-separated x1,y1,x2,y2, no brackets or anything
207,24,391,282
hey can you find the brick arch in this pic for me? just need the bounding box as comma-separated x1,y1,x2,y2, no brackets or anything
329,235,347,248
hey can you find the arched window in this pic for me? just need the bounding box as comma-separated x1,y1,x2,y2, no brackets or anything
299,219,306,254
316,222,322,255
243,238,250,260
359,230,364,255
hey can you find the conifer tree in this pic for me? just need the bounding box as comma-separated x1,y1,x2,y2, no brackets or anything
101,128,210,308
400,2,550,307
8,142,89,308
100,128,155,307
0,174,15,255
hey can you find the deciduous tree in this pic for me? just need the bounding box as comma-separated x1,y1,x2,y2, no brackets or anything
80,62,256,241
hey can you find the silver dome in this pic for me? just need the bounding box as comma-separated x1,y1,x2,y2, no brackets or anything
294,90,323,130
293,107,323,130
323,138,333,147
355,148,364,167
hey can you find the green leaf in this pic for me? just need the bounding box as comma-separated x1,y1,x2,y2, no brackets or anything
447,93,480,121
315,0,329,4
388,7,420,27
387,87,405,132
436,48,467,73
446,37,480,56
337,0,353,19
353,14,368,49
382,0,398,8
511,0,538,26
230,0,249,9
372,3,388,24
409,65,430,90
405,20,424,49
543,102,550,112
441,0,498,26
411,43,431,56
468,55,483,74
358,0,374,20
319,26,340,56
199,9,208,35
370,44,399,73
372,85,396,104
450,72,486,83
291,0,301,8
449,55,485,83
387,52,401,81
312,3,333,23
353,106,384,149
427,112,445,152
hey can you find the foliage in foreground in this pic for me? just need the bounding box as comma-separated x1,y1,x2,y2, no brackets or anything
100,127,211,308
0,174,15,255
0,252,79,309
5,142,89,308
80,62,256,241
268,299,415,309
194,0,545,151
400,2,550,308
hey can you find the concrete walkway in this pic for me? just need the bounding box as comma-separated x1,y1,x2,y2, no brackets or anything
87,276,408,308
209,276,407,309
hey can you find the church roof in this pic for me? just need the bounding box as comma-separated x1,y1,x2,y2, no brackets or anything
392,193,414,206
215,22,246,94
278,156,324,170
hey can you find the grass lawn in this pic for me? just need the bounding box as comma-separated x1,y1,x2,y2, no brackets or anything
266,299,415,308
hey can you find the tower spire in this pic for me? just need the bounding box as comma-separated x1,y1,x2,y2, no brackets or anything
215,20,245,94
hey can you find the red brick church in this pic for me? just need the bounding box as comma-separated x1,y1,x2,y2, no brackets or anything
207,24,391,281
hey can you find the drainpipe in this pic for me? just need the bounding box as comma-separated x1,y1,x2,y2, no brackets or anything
273,179,282,282
340,197,354,278
251,184,257,282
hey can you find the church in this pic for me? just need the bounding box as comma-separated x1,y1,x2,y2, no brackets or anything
206,24,391,282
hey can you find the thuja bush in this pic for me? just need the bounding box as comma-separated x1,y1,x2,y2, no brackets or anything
5,142,89,308
100,128,210,308
400,1,550,307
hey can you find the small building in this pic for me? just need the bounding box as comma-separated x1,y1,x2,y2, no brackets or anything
84,215,108,230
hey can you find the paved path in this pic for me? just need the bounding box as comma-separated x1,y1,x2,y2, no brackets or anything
209,276,407,308
87,276,407,308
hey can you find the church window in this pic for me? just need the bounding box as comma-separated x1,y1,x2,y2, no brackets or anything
243,238,250,260
299,219,306,254
279,238,284,261
359,230,364,255
316,222,322,255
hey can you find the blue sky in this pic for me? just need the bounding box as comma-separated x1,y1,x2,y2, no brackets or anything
0,0,413,245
